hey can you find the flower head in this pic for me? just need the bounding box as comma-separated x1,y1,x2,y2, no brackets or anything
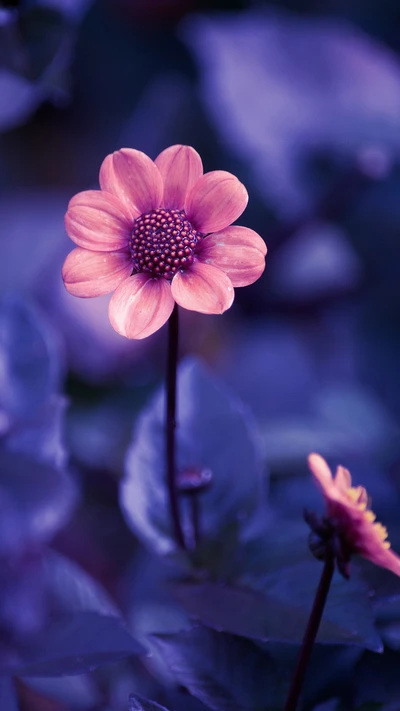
62,145,267,339
308,453,400,577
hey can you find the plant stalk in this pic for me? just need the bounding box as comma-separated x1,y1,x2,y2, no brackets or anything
284,555,335,711
166,304,186,549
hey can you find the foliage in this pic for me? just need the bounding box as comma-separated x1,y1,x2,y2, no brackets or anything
2,1,400,709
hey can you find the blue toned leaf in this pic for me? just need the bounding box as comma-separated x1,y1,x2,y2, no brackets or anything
0,552,47,640
301,645,362,708
0,69,44,134
0,293,62,427
220,324,315,422
0,450,78,550
269,222,362,302
129,694,170,711
253,562,382,652
312,703,339,711
11,612,144,677
172,579,373,648
22,674,100,710
5,395,68,469
353,649,400,708
153,626,283,711
121,357,264,555
41,551,120,618
0,678,18,711
183,10,400,216
17,7,68,81
0,3,92,133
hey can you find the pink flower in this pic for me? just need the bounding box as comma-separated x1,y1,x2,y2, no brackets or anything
308,453,400,577
62,145,267,339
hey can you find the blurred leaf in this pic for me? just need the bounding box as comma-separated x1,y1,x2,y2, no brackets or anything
0,68,44,132
0,450,77,551
261,384,399,469
300,644,362,708
18,7,70,81
129,694,171,711
269,221,362,302
0,293,62,428
190,520,242,579
22,674,100,710
314,385,399,458
377,621,400,651
240,519,312,575
40,0,94,22
5,395,68,469
0,678,18,711
251,562,382,652
312,702,339,711
41,550,120,618
0,551,47,639
121,357,264,555
0,0,86,132
220,324,315,421
183,10,400,215
153,626,284,711
12,612,144,677
172,577,380,649
353,649,400,707
125,550,192,685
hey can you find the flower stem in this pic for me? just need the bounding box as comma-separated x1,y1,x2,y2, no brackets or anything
166,304,186,549
284,555,335,711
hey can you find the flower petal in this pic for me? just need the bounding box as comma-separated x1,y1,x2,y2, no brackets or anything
364,544,400,577
65,191,134,251
108,273,174,339
334,465,352,493
99,154,116,194
186,170,248,233
171,261,234,314
155,145,203,210
100,149,163,214
62,247,132,297
196,226,267,287
308,453,334,494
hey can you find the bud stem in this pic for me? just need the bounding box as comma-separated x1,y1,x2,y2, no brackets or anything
191,494,200,548
284,555,335,711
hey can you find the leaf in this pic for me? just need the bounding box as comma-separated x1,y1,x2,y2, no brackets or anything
22,674,100,710
269,222,361,302
240,520,313,576
254,562,382,652
121,357,264,555
183,10,400,215
0,69,44,133
41,550,120,618
0,678,18,711
18,7,70,81
172,579,377,648
0,450,78,549
353,649,400,707
129,694,171,711
0,293,62,427
153,626,284,711
5,395,68,469
301,645,362,708
11,612,144,677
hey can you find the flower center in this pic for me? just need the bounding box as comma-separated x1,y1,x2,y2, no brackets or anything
130,208,201,280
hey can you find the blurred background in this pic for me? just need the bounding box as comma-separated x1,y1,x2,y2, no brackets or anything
1,0,400,709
